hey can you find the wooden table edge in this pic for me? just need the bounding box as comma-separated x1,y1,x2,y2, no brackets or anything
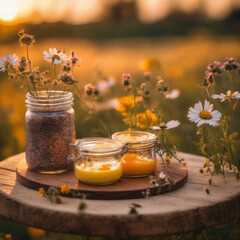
0,152,240,237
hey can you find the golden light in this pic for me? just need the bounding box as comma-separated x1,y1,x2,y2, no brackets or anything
0,0,18,21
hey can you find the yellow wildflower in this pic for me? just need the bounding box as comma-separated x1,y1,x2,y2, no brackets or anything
164,157,171,165
61,184,70,194
4,234,12,240
136,110,158,129
115,96,142,116
38,187,45,197
141,58,160,71
28,227,45,239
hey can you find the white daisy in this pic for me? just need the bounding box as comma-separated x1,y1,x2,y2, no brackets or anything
152,120,180,130
188,100,222,127
97,78,115,93
165,89,180,99
211,90,240,102
0,53,18,72
43,48,67,64
159,171,166,179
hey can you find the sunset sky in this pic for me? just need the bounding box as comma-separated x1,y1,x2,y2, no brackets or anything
0,0,240,25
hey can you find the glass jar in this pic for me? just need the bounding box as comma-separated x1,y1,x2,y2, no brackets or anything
112,131,157,177
73,138,123,185
25,91,75,173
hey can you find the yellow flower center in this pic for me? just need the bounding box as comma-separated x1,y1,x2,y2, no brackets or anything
52,54,61,61
160,123,166,128
199,110,212,119
164,157,170,165
225,94,234,98
4,61,9,68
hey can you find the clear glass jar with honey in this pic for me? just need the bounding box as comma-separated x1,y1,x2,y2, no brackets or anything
112,131,157,177
73,138,123,185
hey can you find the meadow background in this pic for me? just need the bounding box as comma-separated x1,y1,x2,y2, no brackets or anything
0,0,240,239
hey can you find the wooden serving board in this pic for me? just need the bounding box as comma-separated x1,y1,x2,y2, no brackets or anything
16,156,188,200
2,152,240,237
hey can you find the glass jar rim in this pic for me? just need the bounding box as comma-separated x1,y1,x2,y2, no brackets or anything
112,131,157,149
74,137,123,157
26,91,73,111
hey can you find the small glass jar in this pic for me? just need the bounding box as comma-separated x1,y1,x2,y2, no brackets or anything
112,131,157,177
25,91,75,173
73,138,123,185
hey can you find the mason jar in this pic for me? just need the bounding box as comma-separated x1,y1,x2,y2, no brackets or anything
25,91,75,173
112,131,157,177
73,138,123,185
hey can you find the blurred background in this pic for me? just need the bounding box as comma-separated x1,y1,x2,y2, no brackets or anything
0,0,240,239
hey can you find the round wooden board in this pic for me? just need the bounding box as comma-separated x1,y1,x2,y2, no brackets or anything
16,156,188,199
0,152,240,237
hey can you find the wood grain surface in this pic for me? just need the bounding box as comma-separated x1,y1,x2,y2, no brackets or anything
0,152,240,237
16,158,188,199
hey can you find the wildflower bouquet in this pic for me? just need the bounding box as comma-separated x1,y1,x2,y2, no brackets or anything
116,59,183,164
0,30,80,97
0,30,111,137
188,57,240,179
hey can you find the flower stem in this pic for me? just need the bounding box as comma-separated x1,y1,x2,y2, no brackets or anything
227,72,233,91
26,46,37,96
222,121,234,170
74,83,109,137
161,129,182,163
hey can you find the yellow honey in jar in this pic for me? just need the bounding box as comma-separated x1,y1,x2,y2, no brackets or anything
112,131,157,177
75,160,122,185
73,138,123,185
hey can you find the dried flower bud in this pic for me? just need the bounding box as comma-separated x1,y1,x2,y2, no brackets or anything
208,178,212,185
42,70,49,76
122,73,131,86
207,61,223,74
225,57,235,62
59,73,75,85
84,84,93,96
122,78,130,86
199,169,204,174
144,89,150,96
69,51,81,66
62,61,71,72
156,80,163,90
203,79,209,87
56,196,62,204
129,207,138,214
144,71,151,80
18,56,27,72
84,83,95,96
18,30,35,47
140,83,147,90
53,80,58,86
122,73,131,80
204,187,210,194
93,88,99,97
225,63,232,72
224,57,239,72
205,71,214,83
162,86,168,92
78,201,87,211
129,203,141,214
18,29,25,37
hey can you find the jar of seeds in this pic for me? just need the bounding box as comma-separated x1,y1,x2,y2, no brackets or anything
25,91,75,173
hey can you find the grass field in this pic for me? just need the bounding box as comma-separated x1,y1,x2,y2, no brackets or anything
0,34,240,239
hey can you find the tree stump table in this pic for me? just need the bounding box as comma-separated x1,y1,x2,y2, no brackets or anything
0,152,240,237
